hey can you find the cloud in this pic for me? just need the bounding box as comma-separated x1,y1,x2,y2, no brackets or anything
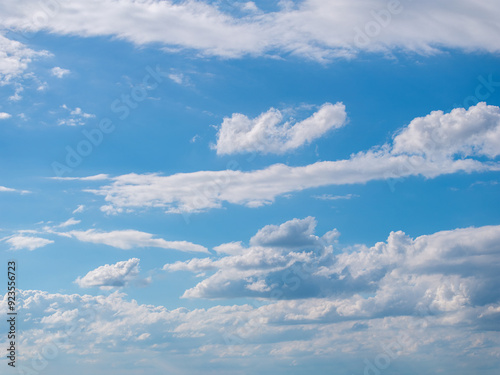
313,193,358,200
164,217,500,316
0,33,50,85
54,218,81,228
0,185,31,194
0,0,500,61
51,66,70,78
168,73,185,85
249,216,321,249
5,235,54,250
58,104,95,126
213,102,347,154
9,216,500,374
81,103,500,214
65,229,209,253
0,112,11,119
75,258,142,289
72,204,85,214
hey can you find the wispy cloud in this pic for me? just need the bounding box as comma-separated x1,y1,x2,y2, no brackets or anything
63,229,209,253
51,66,70,78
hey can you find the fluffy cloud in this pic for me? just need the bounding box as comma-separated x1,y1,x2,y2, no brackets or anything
0,0,499,60
75,258,142,289
5,225,500,375
213,103,347,154
0,33,49,84
5,235,54,250
79,103,500,214
51,66,70,78
0,112,11,119
164,217,500,314
249,216,321,248
65,229,209,253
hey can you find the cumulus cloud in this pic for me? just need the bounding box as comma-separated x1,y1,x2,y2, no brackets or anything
213,102,347,154
78,103,500,214
0,33,50,85
164,217,500,320
0,0,499,60
64,229,209,253
75,258,142,289
249,216,321,248
0,112,11,119
8,221,500,375
50,66,70,78
5,235,54,250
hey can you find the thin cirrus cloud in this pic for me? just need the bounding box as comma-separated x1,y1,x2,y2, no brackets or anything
0,185,31,194
213,102,347,155
0,0,499,60
75,258,144,289
76,103,500,214
64,229,209,254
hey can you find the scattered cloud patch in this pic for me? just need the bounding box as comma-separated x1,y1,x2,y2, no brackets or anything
58,104,95,126
51,66,70,78
0,112,11,119
0,185,31,194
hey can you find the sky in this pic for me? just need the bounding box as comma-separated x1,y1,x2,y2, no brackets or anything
0,0,500,374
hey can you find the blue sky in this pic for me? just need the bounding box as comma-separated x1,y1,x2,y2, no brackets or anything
1,1,500,374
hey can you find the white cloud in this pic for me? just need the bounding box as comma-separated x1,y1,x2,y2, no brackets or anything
213,102,347,154
0,0,499,60
164,217,500,316
55,217,81,228
0,112,11,119
75,258,141,289
168,73,185,85
0,185,31,194
72,204,86,214
65,229,209,253
5,235,54,250
81,103,500,214
58,104,95,126
313,193,358,200
249,216,321,248
0,33,49,85
51,66,70,78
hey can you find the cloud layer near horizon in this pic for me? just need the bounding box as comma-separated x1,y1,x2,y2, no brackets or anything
4,220,500,373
